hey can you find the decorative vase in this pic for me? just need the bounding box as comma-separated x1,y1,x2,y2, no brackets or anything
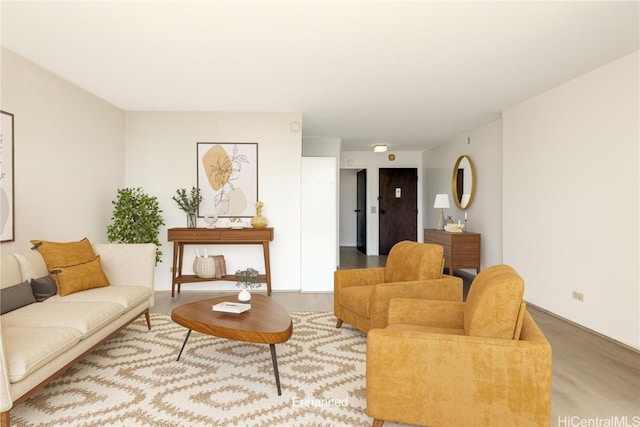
238,288,251,303
187,213,197,228
193,257,216,279
250,201,267,229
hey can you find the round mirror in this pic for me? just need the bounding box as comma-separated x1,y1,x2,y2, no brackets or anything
451,155,476,210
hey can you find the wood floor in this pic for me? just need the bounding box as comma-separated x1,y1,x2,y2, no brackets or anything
152,247,639,427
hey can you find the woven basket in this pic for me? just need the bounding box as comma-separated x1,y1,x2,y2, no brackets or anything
193,257,216,279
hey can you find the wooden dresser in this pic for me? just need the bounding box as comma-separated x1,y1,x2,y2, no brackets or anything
424,229,481,275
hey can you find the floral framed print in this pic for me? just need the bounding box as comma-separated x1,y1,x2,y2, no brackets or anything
0,111,14,242
196,142,258,218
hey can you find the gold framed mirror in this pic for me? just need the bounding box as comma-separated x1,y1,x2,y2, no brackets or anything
451,155,476,210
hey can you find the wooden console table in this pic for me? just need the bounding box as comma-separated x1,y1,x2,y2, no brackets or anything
168,227,274,298
424,229,481,275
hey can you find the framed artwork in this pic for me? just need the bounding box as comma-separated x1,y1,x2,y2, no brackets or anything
0,111,14,242
196,142,258,218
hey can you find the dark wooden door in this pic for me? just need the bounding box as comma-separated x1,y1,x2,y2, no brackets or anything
356,169,367,254
378,168,417,255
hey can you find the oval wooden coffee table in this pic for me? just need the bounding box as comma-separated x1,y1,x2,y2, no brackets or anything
171,294,293,395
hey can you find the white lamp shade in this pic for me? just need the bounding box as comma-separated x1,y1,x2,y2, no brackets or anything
433,193,450,209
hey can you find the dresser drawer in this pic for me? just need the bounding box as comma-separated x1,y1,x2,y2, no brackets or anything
168,228,221,241
424,228,481,273
169,228,273,242
219,229,273,241
424,229,451,246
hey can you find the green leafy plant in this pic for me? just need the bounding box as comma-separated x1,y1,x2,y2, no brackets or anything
172,187,202,214
106,187,165,264
235,268,261,289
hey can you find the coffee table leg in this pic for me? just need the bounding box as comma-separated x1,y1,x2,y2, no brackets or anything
177,329,192,361
270,344,282,396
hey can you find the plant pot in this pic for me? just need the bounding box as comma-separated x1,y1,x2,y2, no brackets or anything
238,289,251,302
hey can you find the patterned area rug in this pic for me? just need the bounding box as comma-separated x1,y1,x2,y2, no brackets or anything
11,312,400,427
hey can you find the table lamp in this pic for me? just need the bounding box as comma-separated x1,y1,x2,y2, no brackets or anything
434,193,450,230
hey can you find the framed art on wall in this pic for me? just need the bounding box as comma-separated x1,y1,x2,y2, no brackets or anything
0,111,14,242
196,142,258,218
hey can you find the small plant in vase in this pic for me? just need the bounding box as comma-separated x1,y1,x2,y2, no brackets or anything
172,187,203,228
235,268,261,302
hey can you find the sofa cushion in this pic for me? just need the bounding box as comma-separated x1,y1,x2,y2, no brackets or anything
339,285,373,317
2,326,82,383
30,275,58,301
1,254,23,289
384,241,444,283
0,280,36,314
1,301,124,339
53,256,110,296
30,237,96,271
45,285,151,312
463,265,524,339
13,250,49,282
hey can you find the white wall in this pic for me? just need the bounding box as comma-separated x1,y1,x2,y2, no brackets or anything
340,151,424,255
422,120,503,270
503,51,639,349
125,112,303,293
302,137,341,258
301,157,337,292
0,48,126,254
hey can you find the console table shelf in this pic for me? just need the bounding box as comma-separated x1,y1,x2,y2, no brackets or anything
168,227,274,297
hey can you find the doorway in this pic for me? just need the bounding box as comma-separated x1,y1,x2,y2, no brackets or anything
378,168,418,255
356,169,367,254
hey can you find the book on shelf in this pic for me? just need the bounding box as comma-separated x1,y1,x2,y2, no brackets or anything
212,302,251,314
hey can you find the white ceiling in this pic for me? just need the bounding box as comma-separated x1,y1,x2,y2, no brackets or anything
1,1,638,151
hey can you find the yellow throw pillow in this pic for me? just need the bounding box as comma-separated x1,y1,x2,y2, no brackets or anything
30,237,96,271
53,256,110,296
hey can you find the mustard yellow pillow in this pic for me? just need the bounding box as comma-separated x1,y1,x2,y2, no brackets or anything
30,237,96,271
53,256,110,296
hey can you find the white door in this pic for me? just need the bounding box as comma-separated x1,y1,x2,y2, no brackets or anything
301,157,337,292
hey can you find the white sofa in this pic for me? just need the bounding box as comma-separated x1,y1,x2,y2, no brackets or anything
0,243,156,426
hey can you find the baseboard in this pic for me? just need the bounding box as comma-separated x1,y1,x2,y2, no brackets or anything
525,301,640,354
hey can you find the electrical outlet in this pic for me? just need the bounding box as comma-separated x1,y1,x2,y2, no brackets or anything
572,291,584,302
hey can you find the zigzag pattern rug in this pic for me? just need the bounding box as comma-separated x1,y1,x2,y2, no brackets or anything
11,312,406,427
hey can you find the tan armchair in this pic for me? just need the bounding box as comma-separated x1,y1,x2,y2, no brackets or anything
366,265,552,427
334,241,463,333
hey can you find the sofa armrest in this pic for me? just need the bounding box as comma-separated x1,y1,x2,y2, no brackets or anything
368,276,463,330
0,333,12,413
387,298,465,329
366,312,552,426
93,243,156,289
334,268,386,291
334,268,385,316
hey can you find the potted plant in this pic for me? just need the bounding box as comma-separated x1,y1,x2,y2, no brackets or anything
106,187,164,264
235,267,261,302
172,187,202,228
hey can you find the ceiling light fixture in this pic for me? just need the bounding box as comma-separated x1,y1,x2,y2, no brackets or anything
373,144,387,153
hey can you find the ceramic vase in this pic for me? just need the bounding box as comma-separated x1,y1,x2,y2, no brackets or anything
238,289,251,302
250,201,267,229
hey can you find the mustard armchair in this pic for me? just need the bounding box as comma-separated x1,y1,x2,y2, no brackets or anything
334,241,463,333
366,265,552,427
